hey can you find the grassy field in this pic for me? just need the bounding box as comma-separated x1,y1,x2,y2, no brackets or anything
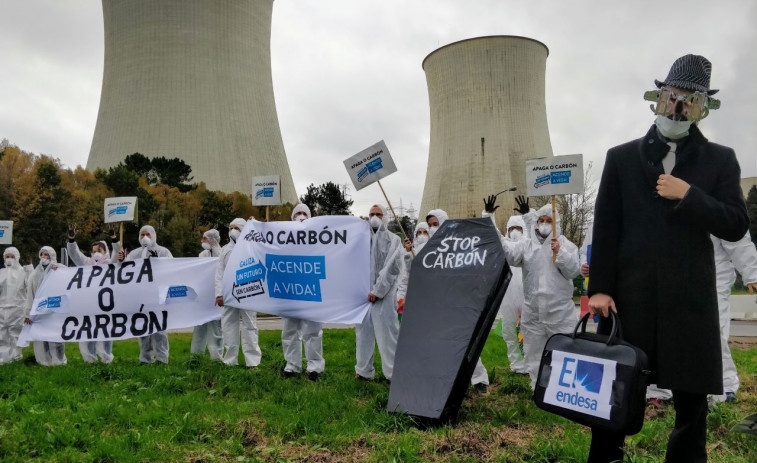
1,330,756,462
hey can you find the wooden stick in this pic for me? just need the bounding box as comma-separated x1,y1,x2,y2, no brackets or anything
119,222,123,246
266,205,270,222
551,195,557,263
377,180,414,257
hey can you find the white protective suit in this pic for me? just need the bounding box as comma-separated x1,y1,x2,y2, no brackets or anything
216,218,261,367
498,215,527,374
0,247,28,364
191,229,223,360
396,221,429,302
67,238,120,363
355,205,403,380
502,204,580,388
27,246,68,366
281,204,325,374
123,225,172,364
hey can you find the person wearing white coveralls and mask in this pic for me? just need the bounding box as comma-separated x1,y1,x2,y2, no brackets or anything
26,246,68,366
397,222,430,321
502,197,581,389
191,229,223,360
429,208,491,393
215,218,261,367
0,247,29,364
281,204,325,380
118,225,172,364
66,224,120,363
355,204,403,381
496,214,528,375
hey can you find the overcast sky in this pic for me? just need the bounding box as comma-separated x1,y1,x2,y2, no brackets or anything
2,0,755,217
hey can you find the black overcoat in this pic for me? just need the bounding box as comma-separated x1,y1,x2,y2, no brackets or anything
589,124,748,395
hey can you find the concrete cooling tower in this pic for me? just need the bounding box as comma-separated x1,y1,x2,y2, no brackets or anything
419,36,553,229
87,0,297,200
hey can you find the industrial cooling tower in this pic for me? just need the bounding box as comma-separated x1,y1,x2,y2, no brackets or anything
419,36,553,228
87,0,297,200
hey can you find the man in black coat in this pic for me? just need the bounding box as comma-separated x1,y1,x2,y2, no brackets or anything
587,55,749,462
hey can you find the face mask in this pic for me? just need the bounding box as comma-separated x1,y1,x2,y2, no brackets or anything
140,236,152,247
509,230,523,241
415,235,429,246
296,216,307,223
4,258,15,267
201,242,211,250
428,226,439,237
229,229,240,242
655,115,692,140
40,258,51,266
537,224,552,237
369,216,383,230
92,252,104,262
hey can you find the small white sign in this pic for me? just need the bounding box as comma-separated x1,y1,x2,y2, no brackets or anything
104,197,138,223
526,154,584,196
252,175,282,206
543,350,616,420
0,220,13,245
343,140,398,191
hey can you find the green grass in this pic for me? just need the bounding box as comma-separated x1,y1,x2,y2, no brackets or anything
1,330,757,462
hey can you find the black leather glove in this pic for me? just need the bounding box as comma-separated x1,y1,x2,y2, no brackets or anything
108,226,117,242
148,250,159,258
514,195,529,214
67,224,77,240
483,195,500,214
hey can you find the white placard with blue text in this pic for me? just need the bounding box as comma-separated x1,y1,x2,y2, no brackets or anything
526,154,584,196
0,220,12,245
542,350,617,420
222,216,372,324
343,140,398,191
104,197,138,223
17,258,220,345
252,175,282,206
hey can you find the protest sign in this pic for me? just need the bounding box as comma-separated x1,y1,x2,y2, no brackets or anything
388,218,511,423
252,175,282,206
525,154,584,197
343,140,397,191
104,197,138,223
0,220,13,245
17,257,220,345
222,216,371,324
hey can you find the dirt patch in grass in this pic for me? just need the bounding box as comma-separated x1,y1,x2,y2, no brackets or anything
421,423,537,461
730,337,757,348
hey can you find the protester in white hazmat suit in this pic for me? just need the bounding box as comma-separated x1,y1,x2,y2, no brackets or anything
431,208,490,393
355,204,403,381
502,197,580,389
66,224,120,363
281,204,325,380
191,229,223,360
0,247,28,364
498,215,528,374
118,225,172,364
26,246,68,366
215,218,261,367
396,221,430,318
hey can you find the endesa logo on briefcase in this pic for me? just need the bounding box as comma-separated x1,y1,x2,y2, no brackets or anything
543,350,616,420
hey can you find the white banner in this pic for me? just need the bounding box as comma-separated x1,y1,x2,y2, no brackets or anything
104,196,138,223
223,216,371,324
17,258,220,346
543,350,616,420
343,140,398,191
0,220,12,245
252,175,282,206
526,154,584,196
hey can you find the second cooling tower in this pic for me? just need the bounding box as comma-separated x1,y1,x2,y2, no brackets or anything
87,0,297,200
419,36,553,226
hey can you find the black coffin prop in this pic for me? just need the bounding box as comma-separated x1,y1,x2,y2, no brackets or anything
387,218,511,424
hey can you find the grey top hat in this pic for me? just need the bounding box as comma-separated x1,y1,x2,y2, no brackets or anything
655,54,719,95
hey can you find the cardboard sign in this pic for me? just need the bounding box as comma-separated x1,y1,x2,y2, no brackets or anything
343,140,398,191
252,175,282,206
104,197,137,223
0,220,13,245
526,154,584,196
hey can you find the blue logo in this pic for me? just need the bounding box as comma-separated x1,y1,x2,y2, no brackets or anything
357,158,384,181
0,230,4,238
167,286,188,298
108,206,128,217
266,254,326,302
558,357,604,393
534,173,550,188
255,187,275,199
550,170,572,185
37,296,62,311
236,261,267,285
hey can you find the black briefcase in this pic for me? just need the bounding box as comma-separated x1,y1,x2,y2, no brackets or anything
533,312,651,435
